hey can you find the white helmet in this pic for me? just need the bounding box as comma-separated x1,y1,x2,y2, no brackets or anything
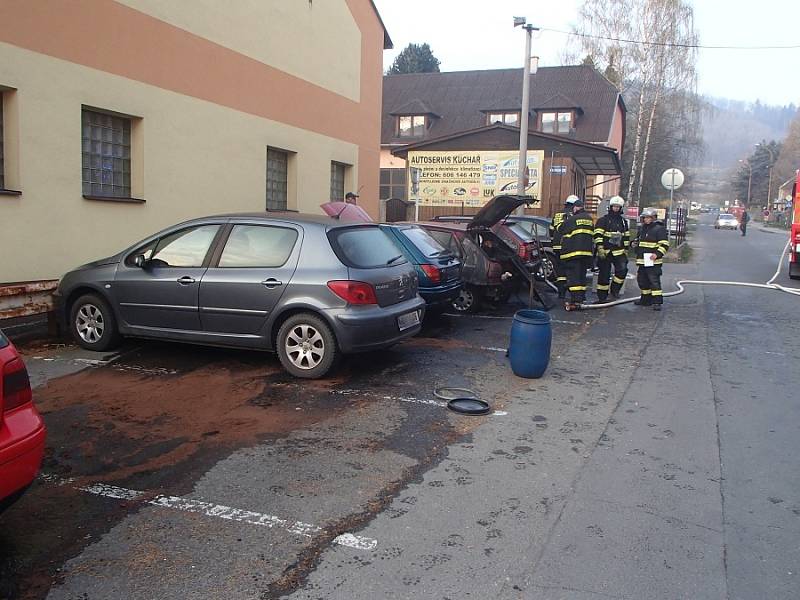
565,194,581,206
609,195,624,208
640,207,658,219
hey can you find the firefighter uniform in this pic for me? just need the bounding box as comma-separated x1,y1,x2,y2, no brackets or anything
593,210,630,301
548,209,569,298
634,213,669,307
559,204,595,308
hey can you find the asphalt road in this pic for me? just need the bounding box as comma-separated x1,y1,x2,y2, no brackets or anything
1,215,797,599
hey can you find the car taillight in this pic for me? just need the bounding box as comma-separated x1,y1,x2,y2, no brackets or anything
517,243,534,261
419,264,441,284
327,281,378,305
2,357,32,413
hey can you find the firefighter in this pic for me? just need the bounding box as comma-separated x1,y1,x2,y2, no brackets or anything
593,195,630,302
632,207,669,311
559,196,595,311
548,195,577,298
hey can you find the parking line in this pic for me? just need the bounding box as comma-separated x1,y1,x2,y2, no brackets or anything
41,476,378,551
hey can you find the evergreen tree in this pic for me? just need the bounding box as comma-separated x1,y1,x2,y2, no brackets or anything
387,43,441,75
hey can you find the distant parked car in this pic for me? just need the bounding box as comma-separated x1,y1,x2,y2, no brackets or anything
56,213,425,379
380,224,462,309
0,328,46,514
420,195,530,313
714,214,739,230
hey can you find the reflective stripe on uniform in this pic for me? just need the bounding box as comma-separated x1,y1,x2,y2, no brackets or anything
568,285,587,292
651,290,663,296
562,229,595,238
610,249,627,256
612,275,626,284
596,284,610,291
560,250,594,259
556,276,567,282
640,289,652,295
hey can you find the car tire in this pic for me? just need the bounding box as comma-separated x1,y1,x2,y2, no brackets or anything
276,313,338,379
69,293,122,352
451,286,480,313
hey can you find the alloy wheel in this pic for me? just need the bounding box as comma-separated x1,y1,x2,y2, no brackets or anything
75,303,105,344
285,324,325,370
452,289,474,312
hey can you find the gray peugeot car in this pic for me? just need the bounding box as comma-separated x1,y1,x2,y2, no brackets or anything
54,212,425,378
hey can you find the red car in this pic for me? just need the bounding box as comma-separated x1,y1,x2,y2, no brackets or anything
0,328,46,513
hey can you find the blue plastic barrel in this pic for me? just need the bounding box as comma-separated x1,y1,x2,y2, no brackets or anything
508,309,552,378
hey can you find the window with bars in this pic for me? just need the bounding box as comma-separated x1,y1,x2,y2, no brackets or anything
330,161,347,202
379,168,407,200
266,147,288,211
0,92,5,190
81,108,132,198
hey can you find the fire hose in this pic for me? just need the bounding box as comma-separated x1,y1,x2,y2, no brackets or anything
579,239,800,309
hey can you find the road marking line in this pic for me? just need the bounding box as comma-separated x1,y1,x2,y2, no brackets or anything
41,475,377,551
480,346,507,353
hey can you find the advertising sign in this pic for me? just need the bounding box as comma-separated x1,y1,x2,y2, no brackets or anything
407,150,545,208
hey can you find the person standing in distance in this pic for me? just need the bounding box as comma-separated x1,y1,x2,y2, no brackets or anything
548,195,577,299
633,207,669,311
345,192,359,205
740,209,750,236
559,196,595,311
593,195,630,302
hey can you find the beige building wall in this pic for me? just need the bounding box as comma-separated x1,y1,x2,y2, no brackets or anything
0,0,387,285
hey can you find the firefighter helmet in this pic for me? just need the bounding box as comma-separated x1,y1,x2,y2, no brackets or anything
609,196,625,208
565,195,583,206
640,207,658,219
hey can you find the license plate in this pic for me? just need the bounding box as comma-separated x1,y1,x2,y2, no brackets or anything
397,310,421,331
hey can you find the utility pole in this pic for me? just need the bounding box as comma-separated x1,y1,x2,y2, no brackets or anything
514,17,538,215
757,143,775,209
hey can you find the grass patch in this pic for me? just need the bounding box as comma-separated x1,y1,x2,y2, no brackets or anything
663,242,693,264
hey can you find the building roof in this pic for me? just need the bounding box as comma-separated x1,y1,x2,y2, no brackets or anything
382,65,622,147
391,124,622,176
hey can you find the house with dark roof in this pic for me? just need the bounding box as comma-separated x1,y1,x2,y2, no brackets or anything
380,65,626,219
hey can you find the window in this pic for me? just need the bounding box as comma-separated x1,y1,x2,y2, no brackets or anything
397,115,426,137
266,147,288,211
487,112,520,126
148,225,220,268
426,229,462,258
0,92,4,190
219,225,298,268
329,227,407,269
401,226,445,258
379,168,407,200
330,161,347,202
540,111,572,134
81,108,131,198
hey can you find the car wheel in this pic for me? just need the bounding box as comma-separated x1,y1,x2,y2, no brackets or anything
69,294,122,351
451,287,480,313
276,313,338,379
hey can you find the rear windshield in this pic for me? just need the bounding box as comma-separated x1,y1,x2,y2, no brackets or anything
330,226,408,269
400,226,447,258
506,222,535,242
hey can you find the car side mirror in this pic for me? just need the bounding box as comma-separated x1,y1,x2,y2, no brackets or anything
134,254,147,268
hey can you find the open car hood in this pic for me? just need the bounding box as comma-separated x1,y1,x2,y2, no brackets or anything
469,195,528,229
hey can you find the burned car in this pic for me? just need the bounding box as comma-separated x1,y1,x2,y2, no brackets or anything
417,195,546,313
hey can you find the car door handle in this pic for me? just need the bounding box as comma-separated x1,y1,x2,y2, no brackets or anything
261,278,283,289
177,276,196,285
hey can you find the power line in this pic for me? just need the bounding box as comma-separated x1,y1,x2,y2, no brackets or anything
539,26,800,50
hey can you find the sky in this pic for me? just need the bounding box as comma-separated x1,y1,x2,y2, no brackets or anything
373,0,800,107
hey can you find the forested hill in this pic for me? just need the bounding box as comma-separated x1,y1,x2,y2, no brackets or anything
701,97,796,168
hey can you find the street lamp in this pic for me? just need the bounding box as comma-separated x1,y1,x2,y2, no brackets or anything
738,158,752,206
514,17,539,215
756,142,775,209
